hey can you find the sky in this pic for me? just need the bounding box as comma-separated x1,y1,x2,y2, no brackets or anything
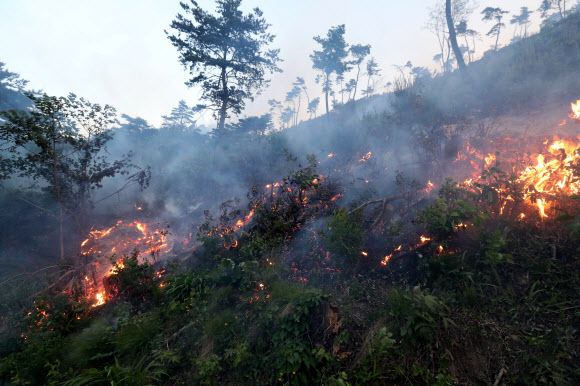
0,0,551,128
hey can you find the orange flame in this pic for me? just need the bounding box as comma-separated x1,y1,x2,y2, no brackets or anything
92,292,105,308
234,209,255,229
359,151,372,162
381,253,393,265
330,194,343,202
569,99,580,120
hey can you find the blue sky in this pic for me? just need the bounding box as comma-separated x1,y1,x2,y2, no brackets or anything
0,0,548,127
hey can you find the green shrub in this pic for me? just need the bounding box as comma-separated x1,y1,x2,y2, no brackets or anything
323,208,364,270
387,286,455,346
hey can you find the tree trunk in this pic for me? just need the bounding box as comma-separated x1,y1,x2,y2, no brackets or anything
446,0,466,69
51,131,65,260
463,35,471,63
218,66,228,132
324,74,330,116
353,63,361,100
494,26,501,51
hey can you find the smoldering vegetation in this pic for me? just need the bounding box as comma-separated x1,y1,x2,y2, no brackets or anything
0,6,579,386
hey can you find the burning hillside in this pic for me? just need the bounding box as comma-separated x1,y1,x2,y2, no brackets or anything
2,5,580,383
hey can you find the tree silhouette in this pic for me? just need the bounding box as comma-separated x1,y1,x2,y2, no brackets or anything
481,7,510,51
310,25,350,116
539,0,569,20
349,44,371,100
307,97,320,119
161,100,202,132
510,7,533,40
167,0,282,135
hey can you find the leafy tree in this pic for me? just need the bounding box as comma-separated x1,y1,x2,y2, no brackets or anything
0,61,32,111
446,0,466,69
510,7,534,40
349,44,371,100
539,0,570,20
284,85,301,127
307,97,320,119
161,100,202,132
481,7,510,51
335,73,346,105
0,93,150,259
280,107,294,129
344,79,357,101
118,114,152,135
293,77,310,108
116,114,155,166
455,20,479,63
226,114,272,137
363,57,381,98
310,24,350,116
166,0,282,135
268,99,284,128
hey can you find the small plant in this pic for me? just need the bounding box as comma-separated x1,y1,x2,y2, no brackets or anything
416,179,489,240
196,354,223,385
388,286,455,346
63,356,166,386
323,208,365,271
354,327,396,383
556,195,580,239
107,252,158,307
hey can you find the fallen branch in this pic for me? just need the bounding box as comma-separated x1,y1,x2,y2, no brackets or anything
348,193,406,214
31,270,76,299
0,265,72,287
492,368,506,386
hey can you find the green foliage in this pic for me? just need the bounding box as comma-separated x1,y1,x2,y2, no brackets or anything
108,252,159,307
556,195,580,239
354,327,396,383
287,153,319,190
323,207,364,269
66,320,116,369
0,92,149,202
266,287,327,383
388,286,455,345
196,354,223,385
164,267,207,299
63,356,166,386
416,179,489,240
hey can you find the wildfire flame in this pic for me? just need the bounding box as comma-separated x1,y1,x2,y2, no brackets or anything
359,151,372,162
381,253,393,265
79,220,177,307
81,220,171,257
456,127,580,219
234,209,255,230
92,292,105,308
569,99,580,120
516,137,580,218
